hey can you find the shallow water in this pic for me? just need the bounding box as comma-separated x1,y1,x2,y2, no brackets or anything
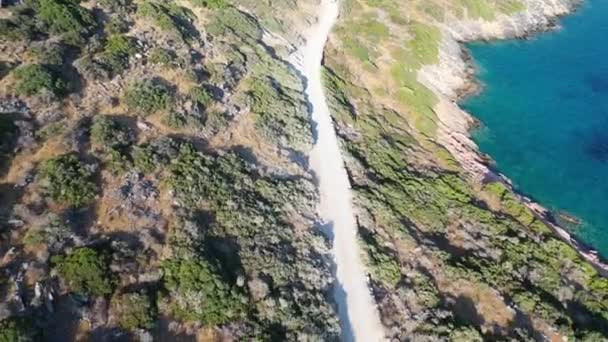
461,0,608,258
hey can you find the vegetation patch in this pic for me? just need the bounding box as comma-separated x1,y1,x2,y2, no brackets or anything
38,154,98,207
52,247,114,296
90,116,134,151
137,2,197,42
36,0,95,45
12,64,66,97
100,35,136,75
0,317,38,342
111,291,157,330
161,258,244,324
124,80,173,116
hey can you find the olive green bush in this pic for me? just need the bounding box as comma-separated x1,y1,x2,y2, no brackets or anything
161,258,244,324
111,291,157,330
90,116,133,150
38,154,97,207
52,247,114,296
123,80,172,115
137,2,197,41
0,317,38,342
36,0,95,45
100,35,136,74
12,64,66,96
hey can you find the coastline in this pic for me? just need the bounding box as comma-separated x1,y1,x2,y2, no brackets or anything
423,0,608,275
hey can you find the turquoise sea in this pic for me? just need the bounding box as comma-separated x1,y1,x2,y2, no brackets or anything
461,0,608,258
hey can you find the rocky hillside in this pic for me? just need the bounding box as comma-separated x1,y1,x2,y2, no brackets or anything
323,0,608,340
0,0,340,340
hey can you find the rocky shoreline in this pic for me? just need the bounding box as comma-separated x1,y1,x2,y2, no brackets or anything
420,0,608,275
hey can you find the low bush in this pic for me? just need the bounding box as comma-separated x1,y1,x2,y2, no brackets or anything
137,2,197,42
100,35,136,74
36,0,95,45
0,317,38,342
190,0,228,9
23,213,71,251
161,258,244,324
38,154,97,207
12,64,66,97
105,16,131,35
148,47,175,66
189,86,213,107
0,9,38,41
52,247,114,296
31,43,65,65
123,80,172,116
132,137,180,173
90,116,134,150
162,111,187,129
111,291,157,330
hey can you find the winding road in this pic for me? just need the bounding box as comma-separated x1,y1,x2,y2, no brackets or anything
296,0,386,340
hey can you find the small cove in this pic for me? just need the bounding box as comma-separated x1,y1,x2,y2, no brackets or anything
461,0,608,258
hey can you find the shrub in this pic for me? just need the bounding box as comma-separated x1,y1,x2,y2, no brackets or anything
105,16,131,35
52,247,113,296
0,9,38,41
31,43,65,65
0,317,38,342
12,64,66,96
132,137,179,173
161,258,244,324
90,116,133,150
38,154,97,207
190,0,228,9
123,80,172,115
99,0,133,13
36,0,95,45
137,2,196,41
100,35,136,74
148,47,175,66
162,111,187,129
207,7,261,39
111,291,157,330
23,213,71,251
189,86,213,107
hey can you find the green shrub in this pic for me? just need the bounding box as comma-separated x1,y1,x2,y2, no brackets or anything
52,247,113,296
247,77,311,150
105,16,131,35
23,213,70,249
131,145,156,173
100,34,136,74
161,258,244,324
90,116,133,150
38,154,97,207
189,86,213,107
111,291,157,330
31,43,65,65
0,317,38,342
162,111,187,128
99,0,133,13
36,121,67,141
0,9,38,41
132,138,179,173
148,47,175,66
123,80,172,115
36,0,95,45
137,2,196,41
207,7,261,39
190,0,228,9
12,64,66,96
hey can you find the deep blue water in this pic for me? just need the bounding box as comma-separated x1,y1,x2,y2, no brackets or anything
461,0,608,258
